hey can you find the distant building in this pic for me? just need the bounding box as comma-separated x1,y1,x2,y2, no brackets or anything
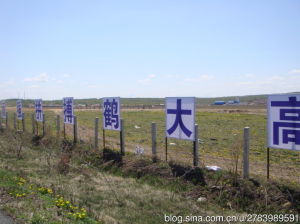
214,97,240,105
213,101,226,105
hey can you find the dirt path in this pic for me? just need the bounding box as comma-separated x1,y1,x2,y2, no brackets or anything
0,210,16,224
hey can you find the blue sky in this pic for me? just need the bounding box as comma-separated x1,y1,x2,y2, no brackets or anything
0,0,300,100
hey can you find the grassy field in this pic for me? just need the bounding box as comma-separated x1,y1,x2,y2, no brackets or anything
3,107,300,185
0,131,248,224
1,111,300,223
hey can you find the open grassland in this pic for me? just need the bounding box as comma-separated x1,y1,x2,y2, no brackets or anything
3,107,300,185
3,94,270,107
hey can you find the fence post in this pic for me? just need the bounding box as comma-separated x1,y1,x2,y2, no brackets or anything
120,119,125,155
193,124,199,167
56,115,60,138
5,112,8,128
151,122,157,162
22,113,25,132
95,117,99,149
165,137,168,161
103,129,106,149
42,114,46,137
13,112,16,130
63,123,66,139
243,127,250,179
31,113,35,134
73,116,77,143
267,147,270,179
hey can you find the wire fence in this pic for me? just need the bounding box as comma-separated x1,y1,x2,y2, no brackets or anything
1,108,300,184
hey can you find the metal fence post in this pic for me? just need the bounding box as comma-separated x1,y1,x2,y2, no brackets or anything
22,113,25,132
243,127,250,179
56,115,60,138
267,147,270,179
120,119,125,155
5,112,8,128
165,137,168,161
31,113,35,134
193,124,199,167
73,116,77,143
95,117,99,149
13,112,16,130
151,122,157,162
42,114,46,137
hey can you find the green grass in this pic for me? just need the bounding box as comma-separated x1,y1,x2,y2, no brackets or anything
0,168,101,224
75,110,299,165
0,132,241,224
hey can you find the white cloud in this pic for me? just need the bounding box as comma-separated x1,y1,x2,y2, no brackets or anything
233,73,300,95
138,74,156,84
24,73,49,82
244,74,255,78
29,85,39,89
269,75,284,81
62,74,71,78
87,85,97,89
289,69,300,74
0,79,16,87
56,80,64,84
184,74,214,82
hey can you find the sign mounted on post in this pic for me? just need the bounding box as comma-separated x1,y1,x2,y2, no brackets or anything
16,100,23,120
1,101,6,118
63,97,74,124
165,97,195,141
102,97,121,131
268,94,300,150
35,99,43,122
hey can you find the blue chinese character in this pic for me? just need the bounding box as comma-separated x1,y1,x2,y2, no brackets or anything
104,99,119,129
36,101,43,120
104,100,112,126
271,97,300,145
64,99,73,123
167,99,192,137
17,101,22,119
111,99,119,129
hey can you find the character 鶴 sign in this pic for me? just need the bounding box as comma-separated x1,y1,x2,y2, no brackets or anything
268,94,300,150
63,97,74,124
102,97,121,131
165,97,195,141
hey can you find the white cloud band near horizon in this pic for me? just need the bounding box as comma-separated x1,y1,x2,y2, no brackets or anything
0,70,299,100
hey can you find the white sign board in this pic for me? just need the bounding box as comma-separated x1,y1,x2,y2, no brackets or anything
102,97,121,131
268,94,300,150
63,97,74,124
1,101,6,118
16,100,23,120
165,97,195,141
35,99,43,122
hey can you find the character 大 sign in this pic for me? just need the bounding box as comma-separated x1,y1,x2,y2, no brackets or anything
268,94,300,150
63,97,74,124
35,99,43,122
102,97,121,131
165,97,195,141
